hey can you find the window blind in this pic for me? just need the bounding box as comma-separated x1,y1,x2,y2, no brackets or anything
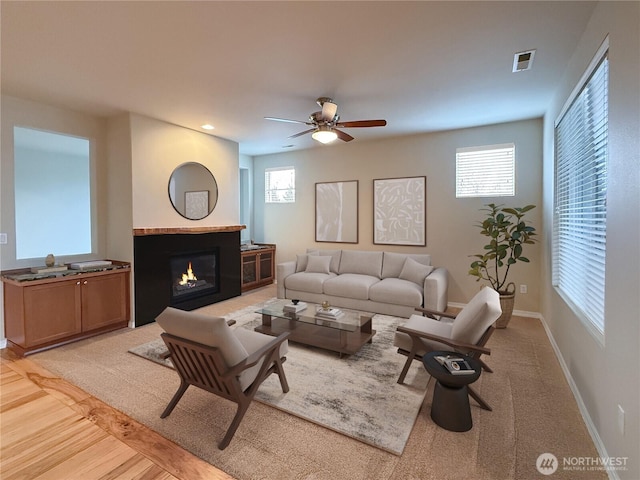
553,48,608,335
456,143,515,198
264,167,295,203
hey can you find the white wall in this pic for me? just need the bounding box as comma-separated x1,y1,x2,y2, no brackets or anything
541,3,640,478
253,118,543,313
239,154,253,243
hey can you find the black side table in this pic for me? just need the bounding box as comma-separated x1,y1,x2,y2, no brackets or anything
422,351,482,432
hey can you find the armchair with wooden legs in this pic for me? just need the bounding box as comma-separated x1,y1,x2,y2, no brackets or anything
155,307,290,450
393,287,501,411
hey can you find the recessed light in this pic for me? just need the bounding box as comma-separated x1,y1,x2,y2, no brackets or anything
201,124,215,130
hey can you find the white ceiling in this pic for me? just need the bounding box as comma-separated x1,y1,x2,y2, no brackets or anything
1,1,597,156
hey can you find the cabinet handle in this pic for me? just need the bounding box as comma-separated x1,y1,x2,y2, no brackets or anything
83,281,88,285
76,281,81,285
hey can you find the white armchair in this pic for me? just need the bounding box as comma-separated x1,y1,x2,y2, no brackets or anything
393,287,502,410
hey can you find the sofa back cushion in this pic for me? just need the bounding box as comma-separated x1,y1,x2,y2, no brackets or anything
307,249,342,273
382,252,431,279
338,250,383,278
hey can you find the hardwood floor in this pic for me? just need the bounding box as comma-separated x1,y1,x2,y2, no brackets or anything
0,285,279,480
0,349,235,480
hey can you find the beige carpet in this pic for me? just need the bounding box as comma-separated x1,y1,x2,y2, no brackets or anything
31,286,605,480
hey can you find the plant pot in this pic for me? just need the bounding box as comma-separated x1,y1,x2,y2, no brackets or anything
495,282,516,328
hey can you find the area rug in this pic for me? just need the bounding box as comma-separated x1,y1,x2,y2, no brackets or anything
128,299,429,455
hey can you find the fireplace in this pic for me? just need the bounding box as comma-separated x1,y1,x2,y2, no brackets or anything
169,250,219,306
133,229,241,326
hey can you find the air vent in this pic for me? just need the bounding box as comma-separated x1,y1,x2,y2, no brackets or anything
513,49,536,72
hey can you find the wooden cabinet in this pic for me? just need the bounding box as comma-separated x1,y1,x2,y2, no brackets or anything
2,263,130,356
241,244,275,292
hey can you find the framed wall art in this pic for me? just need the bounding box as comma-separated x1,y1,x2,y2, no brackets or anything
185,190,209,220
373,176,426,246
315,180,359,243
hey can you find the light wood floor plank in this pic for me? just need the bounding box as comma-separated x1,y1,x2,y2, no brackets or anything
0,346,235,480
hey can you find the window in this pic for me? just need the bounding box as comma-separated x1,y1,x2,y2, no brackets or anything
13,127,93,259
265,167,295,203
553,41,608,337
456,143,515,198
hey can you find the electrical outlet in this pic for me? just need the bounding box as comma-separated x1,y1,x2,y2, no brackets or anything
0,233,7,245
618,405,625,435
519,284,528,294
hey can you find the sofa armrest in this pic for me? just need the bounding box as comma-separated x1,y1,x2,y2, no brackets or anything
276,261,296,299
423,267,449,312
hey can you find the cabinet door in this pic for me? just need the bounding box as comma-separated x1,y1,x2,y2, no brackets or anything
242,253,257,286
81,272,129,331
23,281,82,347
259,252,273,281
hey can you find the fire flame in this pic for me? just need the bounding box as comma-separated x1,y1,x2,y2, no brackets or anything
178,262,197,285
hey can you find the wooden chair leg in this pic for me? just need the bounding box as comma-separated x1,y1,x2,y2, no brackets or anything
219,402,250,450
161,381,189,418
397,354,415,384
478,357,493,373
274,358,290,393
468,386,492,411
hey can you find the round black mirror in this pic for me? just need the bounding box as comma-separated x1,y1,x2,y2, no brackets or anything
168,162,218,220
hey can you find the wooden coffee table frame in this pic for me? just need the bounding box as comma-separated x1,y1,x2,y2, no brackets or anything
255,303,375,356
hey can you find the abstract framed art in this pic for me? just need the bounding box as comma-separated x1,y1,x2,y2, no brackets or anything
315,180,359,243
373,176,426,246
185,190,209,220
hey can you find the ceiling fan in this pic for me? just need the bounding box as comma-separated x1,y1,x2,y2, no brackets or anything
265,97,387,144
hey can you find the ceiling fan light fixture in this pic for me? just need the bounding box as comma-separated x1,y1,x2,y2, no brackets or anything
311,126,338,144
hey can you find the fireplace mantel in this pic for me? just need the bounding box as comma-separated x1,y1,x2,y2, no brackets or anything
133,225,245,236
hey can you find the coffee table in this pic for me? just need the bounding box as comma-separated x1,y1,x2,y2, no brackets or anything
254,300,375,356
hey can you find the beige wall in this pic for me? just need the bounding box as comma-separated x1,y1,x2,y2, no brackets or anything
130,114,239,229
0,105,242,336
254,118,543,313
542,2,640,477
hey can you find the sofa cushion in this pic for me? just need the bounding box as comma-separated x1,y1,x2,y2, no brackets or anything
307,249,342,273
285,271,335,294
306,255,332,274
393,314,453,354
155,307,248,367
369,278,423,306
338,250,383,278
382,252,431,279
399,257,434,286
323,274,380,300
296,254,309,272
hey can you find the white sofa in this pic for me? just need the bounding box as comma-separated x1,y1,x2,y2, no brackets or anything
276,249,448,318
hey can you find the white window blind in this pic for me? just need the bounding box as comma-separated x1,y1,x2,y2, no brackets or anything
456,143,515,198
265,167,295,203
553,44,608,336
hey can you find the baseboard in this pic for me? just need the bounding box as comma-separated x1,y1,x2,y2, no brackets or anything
539,315,619,480
447,302,540,319
0,338,6,349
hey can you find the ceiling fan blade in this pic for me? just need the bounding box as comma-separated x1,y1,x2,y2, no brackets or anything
335,119,387,128
288,128,315,139
264,116,312,125
334,128,354,142
321,101,338,121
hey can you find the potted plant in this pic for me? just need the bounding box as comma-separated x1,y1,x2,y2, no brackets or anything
469,203,537,328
